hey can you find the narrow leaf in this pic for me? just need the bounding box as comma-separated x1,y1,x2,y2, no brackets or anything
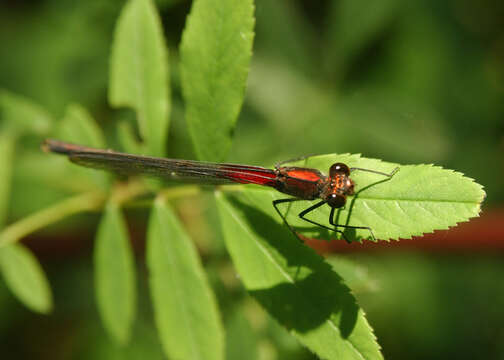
58,103,106,148
225,310,258,360
94,202,136,345
180,0,255,161
270,154,485,242
117,120,143,155
147,197,224,360
0,132,15,226
0,90,52,135
216,191,383,360
109,0,170,156
0,243,53,314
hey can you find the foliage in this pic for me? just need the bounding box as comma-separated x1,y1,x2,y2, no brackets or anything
147,197,224,360
180,0,254,162
0,0,498,359
94,201,136,344
109,0,170,157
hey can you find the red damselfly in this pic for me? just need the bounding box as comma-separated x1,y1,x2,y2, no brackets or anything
43,139,398,242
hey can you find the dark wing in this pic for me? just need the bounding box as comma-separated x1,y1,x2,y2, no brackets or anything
42,139,278,186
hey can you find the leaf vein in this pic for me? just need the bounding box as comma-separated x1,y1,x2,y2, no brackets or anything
361,200,402,231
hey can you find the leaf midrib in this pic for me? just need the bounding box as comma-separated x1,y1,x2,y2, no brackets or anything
219,184,483,205
351,196,481,204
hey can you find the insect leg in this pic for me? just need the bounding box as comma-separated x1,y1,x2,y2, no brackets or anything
273,198,310,242
274,154,316,169
273,199,360,243
329,207,377,242
349,166,399,177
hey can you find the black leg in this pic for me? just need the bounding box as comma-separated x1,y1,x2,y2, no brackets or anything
273,198,376,243
298,201,341,232
274,154,315,170
350,166,399,178
329,207,376,242
273,198,348,242
272,198,307,242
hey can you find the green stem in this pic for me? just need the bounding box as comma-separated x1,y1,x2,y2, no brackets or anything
0,191,105,248
0,182,244,248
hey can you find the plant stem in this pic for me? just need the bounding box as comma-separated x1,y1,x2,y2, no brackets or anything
0,191,105,248
0,182,243,248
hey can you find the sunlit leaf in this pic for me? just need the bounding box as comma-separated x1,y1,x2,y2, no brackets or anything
147,197,224,360
216,191,383,360
94,202,136,345
0,243,53,314
267,154,485,242
109,0,170,156
180,0,255,161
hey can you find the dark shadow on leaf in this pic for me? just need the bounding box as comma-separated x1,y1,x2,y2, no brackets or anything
225,195,359,337
250,273,359,336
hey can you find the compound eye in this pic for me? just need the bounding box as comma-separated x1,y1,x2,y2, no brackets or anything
327,193,346,208
329,163,350,177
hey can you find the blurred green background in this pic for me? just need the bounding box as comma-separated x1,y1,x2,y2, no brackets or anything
1,0,503,359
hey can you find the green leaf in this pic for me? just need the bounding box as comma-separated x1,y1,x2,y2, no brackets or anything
57,104,109,189
216,191,383,360
0,90,52,135
58,103,106,148
147,197,224,360
268,154,485,242
225,309,258,360
0,132,15,226
0,243,53,314
94,202,136,345
180,0,255,161
117,120,143,155
109,0,170,156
